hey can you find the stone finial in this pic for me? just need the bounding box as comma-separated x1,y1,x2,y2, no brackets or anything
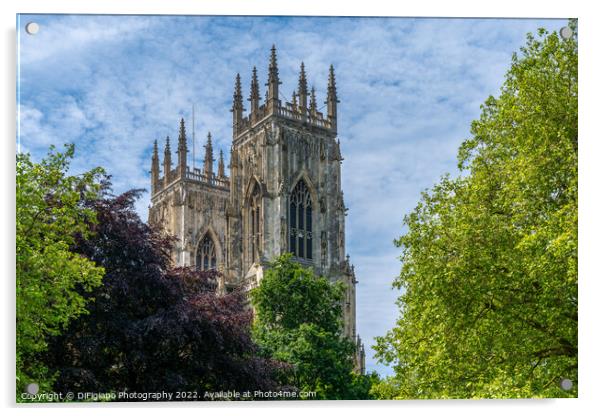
249,66,260,117
291,91,298,112
151,139,160,192
298,62,308,116
217,149,226,179
177,118,187,175
266,44,281,113
326,64,339,133
232,73,243,110
327,64,338,101
268,44,279,83
152,139,159,164
298,62,308,95
229,144,237,169
232,73,244,136
163,136,172,183
179,117,186,140
309,86,317,116
203,132,214,177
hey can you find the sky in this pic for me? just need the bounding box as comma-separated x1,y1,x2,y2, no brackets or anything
17,14,563,377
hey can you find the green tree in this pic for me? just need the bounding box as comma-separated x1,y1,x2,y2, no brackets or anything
374,23,577,399
16,145,105,396
250,254,374,399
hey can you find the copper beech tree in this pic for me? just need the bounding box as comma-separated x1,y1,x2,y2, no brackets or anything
47,188,290,399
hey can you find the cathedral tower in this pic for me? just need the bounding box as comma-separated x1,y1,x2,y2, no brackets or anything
226,46,357,341
149,46,362,370
148,119,230,273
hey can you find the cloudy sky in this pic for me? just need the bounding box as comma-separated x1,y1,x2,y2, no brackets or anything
17,14,563,376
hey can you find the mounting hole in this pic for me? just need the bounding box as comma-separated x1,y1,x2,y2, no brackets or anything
25,22,39,35
25,383,39,395
560,378,573,391
560,26,573,40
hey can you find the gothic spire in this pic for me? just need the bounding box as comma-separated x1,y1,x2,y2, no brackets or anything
232,73,244,137
217,149,225,179
266,44,281,112
326,64,339,133
165,136,171,153
309,86,317,116
298,62,308,94
152,139,159,164
268,44,279,83
163,136,172,184
327,64,338,102
177,117,187,175
232,73,243,110
178,118,187,147
151,139,160,193
249,66,260,118
203,132,214,177
298,62,308,116
291,90,298,111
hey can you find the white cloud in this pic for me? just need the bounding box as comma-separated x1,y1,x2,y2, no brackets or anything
19,15,155,66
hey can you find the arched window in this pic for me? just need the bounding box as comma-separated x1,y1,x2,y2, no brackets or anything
249,183,261,263
289,180,313,260
196,233,217,271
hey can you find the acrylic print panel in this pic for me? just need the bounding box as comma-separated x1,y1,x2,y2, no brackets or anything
16,14,577,402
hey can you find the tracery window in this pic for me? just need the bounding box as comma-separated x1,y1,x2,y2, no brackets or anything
249,183,261,263
289,180,313,260
196,233,217,271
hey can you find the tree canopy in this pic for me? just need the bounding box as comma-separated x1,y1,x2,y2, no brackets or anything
16,145,106,396
374,24,577,399
250,254,375,399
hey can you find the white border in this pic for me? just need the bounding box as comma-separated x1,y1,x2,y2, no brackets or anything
2,1,600,415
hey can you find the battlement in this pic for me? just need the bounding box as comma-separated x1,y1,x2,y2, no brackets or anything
185,167,230,189
235,101,333,135
231,45,338,138
152,166,230,195
150,121,229,196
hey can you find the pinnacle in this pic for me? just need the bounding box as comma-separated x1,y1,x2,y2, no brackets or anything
298,62,308,95
250,67,260,101
233,73,243,111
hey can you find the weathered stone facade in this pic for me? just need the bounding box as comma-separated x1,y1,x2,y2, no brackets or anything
148,46,365,373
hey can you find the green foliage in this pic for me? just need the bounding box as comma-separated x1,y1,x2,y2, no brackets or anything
250,254,375,399
369,376,402,400
374,23,577,399
16,145,105,397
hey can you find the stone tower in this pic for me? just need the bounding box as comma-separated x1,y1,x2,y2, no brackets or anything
149,46,363,371
148,122,230,274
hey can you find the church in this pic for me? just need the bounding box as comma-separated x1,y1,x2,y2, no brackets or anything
148,46,364,372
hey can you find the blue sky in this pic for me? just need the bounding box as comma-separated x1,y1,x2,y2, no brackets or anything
17,14,563,376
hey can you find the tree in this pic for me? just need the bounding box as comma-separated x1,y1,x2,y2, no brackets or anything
374,23,577,399
16,145,105,396
250,254,374,399
47,189,286,399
